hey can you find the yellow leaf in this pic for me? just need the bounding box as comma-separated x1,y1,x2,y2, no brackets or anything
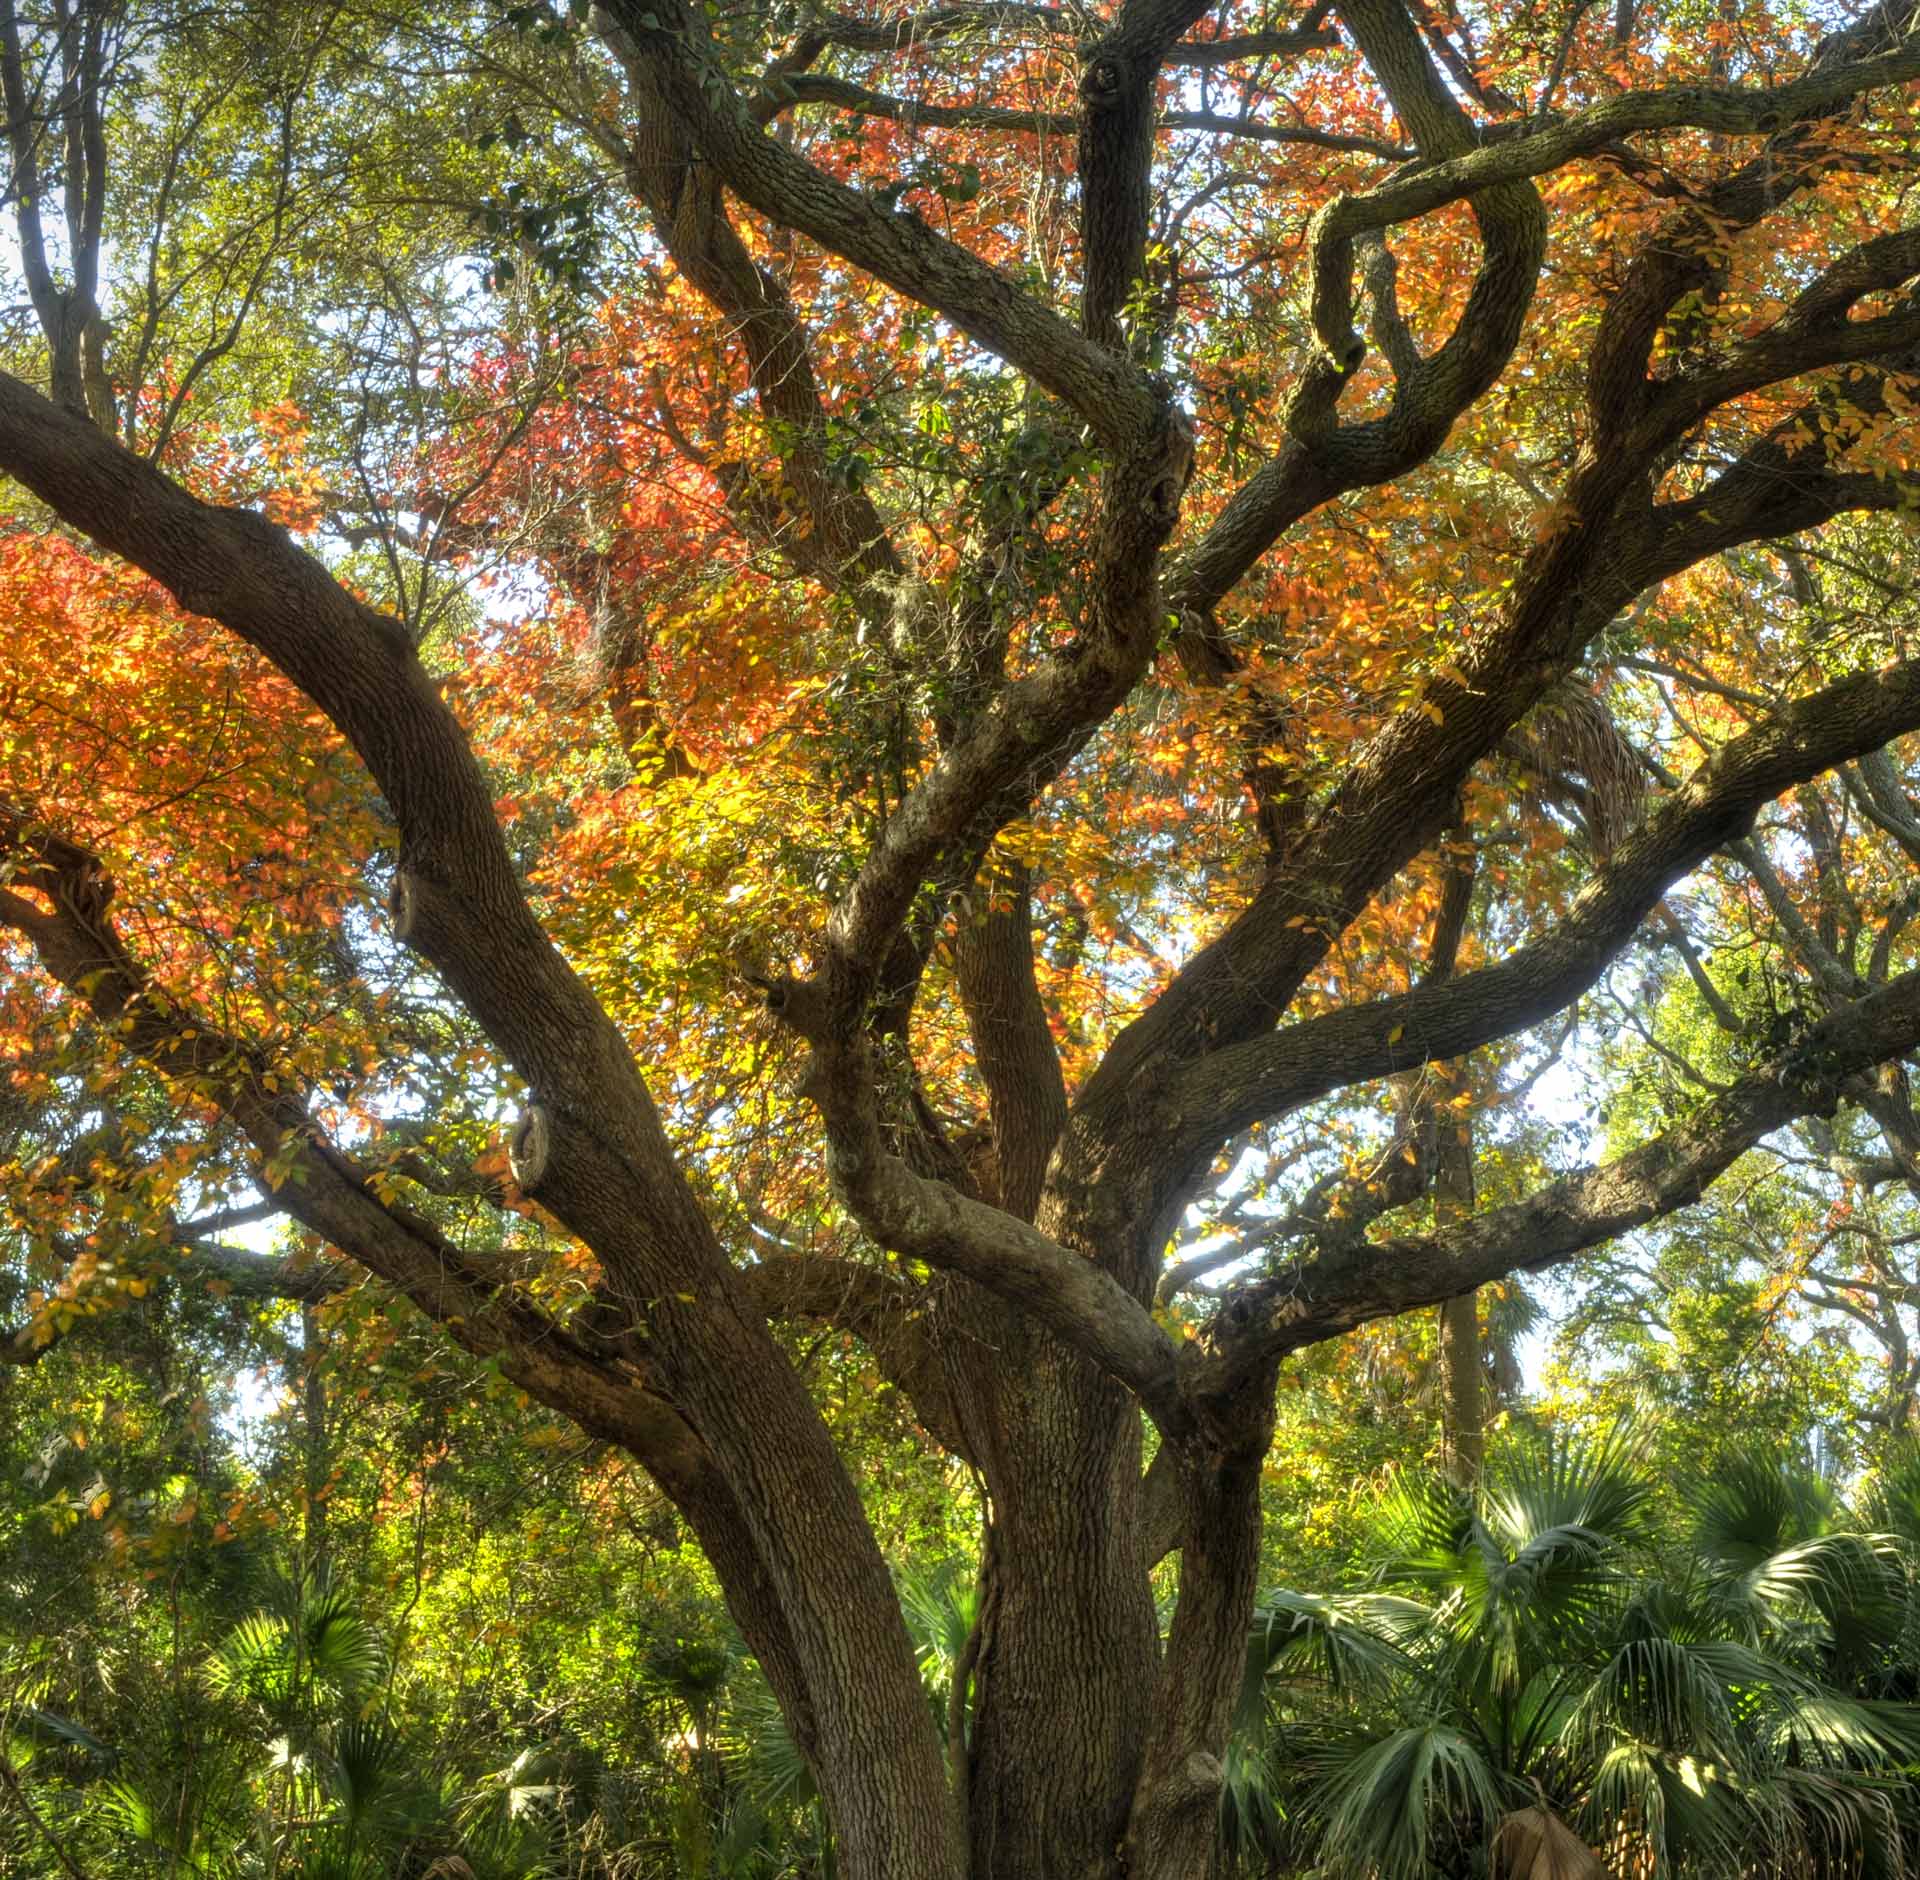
1388,1024,1406,1044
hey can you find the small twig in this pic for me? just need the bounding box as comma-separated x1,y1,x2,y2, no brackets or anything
1534,0,1598,124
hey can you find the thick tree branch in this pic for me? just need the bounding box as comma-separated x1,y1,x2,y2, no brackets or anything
1094,313,1918,1199
1640,233,1920,445
594,0,1164,442
613,62,903,597
1301,35,1920,277
1076,0,1224,347
0,380,961,1866
1175,652,1920,1150
816,1098,1186,1429
1156,855,1473,1304
1584,0,1920,433
0,0,108,420
765,5,1336,63
1171,11,1547,628
954,860,1068,1221
0,808,837,1775
1217,968,1920,1367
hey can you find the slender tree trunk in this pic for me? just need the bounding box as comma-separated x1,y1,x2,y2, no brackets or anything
300,1304,328,1574
1436,1115,1483,1484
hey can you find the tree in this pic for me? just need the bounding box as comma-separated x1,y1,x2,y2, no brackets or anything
1,0,1919,1875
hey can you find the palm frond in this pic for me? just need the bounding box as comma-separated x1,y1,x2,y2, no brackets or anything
1310,1722,1505,1880
1248,1590,1425,1708
303,1587,385,1698
896,1560,979,1688
1570,1634,1737,1760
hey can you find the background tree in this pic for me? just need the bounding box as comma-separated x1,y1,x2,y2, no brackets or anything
3,0,1920,1875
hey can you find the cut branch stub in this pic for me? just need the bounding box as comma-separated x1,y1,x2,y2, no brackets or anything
1080,54,1125,105
386,864,456,953
750,967,832,1041
389,867,418,943
510,1104,553,1191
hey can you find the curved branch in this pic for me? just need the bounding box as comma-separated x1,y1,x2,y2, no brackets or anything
764,5,1336,63
1171,3,1547,625
615,60,903,599
1094,331,1920,1188
1584,0,1920,432
1077,0,1255,346
1304,36,1920,266
954,860,1067,1221
1174,652,1920,1151
766,74,1408,155
0,810,833,1768
593,0,1163,443
739,1252,976,1460
1640,231,1920,444
820,1103,1187,1431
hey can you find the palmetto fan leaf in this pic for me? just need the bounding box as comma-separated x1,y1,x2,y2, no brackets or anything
1372,1434,1646,1695
1690,1450,1841,1574
1744,1762,1918,1880
1759,1691,1920,1769
303,1587,385,1696
1568,1633,1739,1761
1246,1590,1425,1708
1309,1721,1507,1879
1219,1594,1431,1873
96,1767,257,1877
1862,1442,1920,1547
1369,1468,1477,1593
897,1560,980,1689
1690,1454,1909,1681
206,1609,298,1708
1479,1435,1649,1644
326,1715,437,1841
284,1826,385,1880
716,1660,817,1815
205,1584,383,1715
1483,1428,1652,1551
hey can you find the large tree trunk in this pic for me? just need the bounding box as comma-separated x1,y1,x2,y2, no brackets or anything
965,1319,1160,1880
1123,1401,1273,1880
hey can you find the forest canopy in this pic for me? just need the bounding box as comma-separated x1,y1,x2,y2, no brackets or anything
2,0,1920,1874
